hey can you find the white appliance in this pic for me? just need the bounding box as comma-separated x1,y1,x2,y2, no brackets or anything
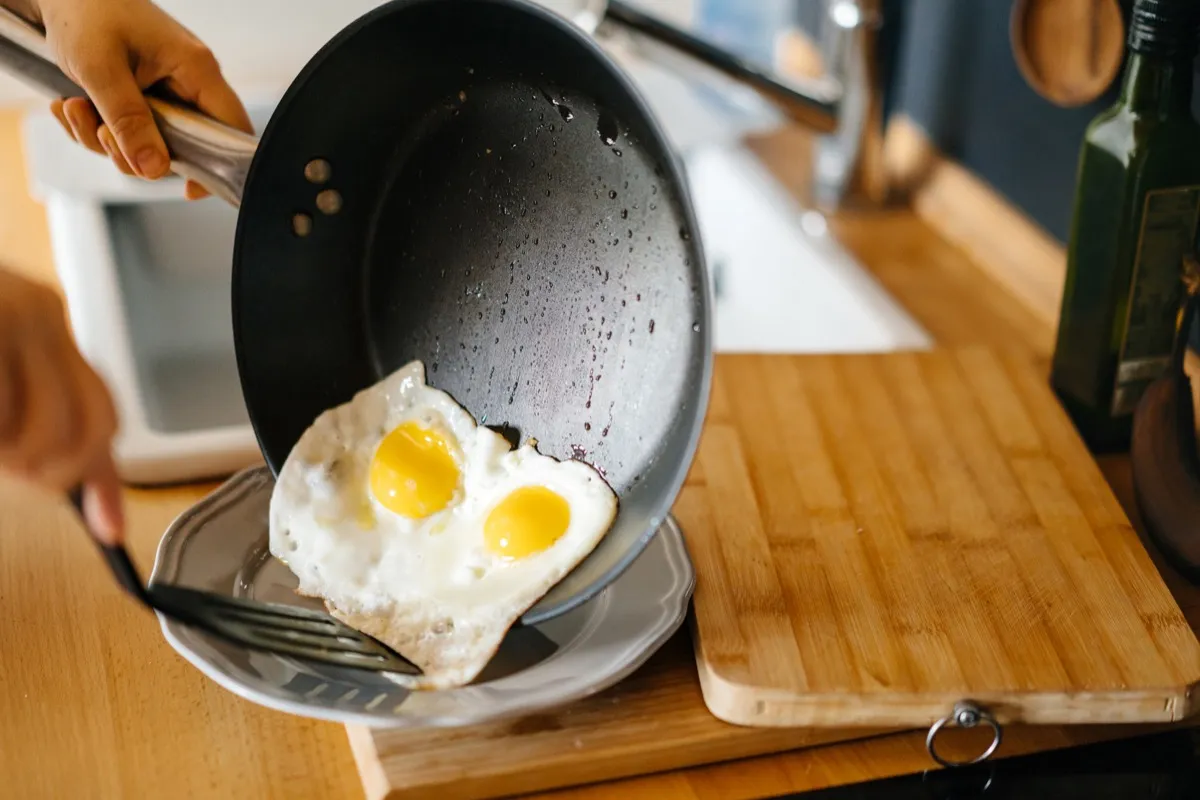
23,103,281,484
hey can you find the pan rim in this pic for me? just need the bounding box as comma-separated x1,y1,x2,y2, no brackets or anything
230,0,713,624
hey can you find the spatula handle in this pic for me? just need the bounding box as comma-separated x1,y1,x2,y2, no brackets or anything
66,487,154,609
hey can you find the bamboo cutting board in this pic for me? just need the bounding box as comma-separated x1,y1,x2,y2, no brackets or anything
683,349,1200,728
346,635,895,800
347,349,1200,798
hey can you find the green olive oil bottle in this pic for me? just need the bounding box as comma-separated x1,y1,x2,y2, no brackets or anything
1050,0,1200,452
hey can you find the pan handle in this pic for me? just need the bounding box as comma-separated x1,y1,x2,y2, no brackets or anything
0,7,256,206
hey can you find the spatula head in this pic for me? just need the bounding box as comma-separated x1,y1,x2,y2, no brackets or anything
149,583,424,675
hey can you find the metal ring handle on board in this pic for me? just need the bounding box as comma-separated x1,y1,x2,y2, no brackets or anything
925,701,1003,768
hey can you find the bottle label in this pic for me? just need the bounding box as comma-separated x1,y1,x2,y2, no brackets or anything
1111,185,1200,416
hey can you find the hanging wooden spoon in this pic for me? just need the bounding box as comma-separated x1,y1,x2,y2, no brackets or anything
1011,0,1126,107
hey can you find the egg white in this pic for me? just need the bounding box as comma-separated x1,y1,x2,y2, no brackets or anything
269,360,618,689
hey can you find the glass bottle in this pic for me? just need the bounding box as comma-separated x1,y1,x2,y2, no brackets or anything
1050,0,1200,452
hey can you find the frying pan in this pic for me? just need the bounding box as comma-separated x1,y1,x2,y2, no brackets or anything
0,0,711,624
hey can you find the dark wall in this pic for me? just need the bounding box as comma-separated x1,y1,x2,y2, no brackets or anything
886,0,1199,244
699,0,1199,243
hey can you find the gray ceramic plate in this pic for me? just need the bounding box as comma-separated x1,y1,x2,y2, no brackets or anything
150,467,694,727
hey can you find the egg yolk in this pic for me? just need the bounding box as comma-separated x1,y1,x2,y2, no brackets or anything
369,421,459,518
484,486,571,560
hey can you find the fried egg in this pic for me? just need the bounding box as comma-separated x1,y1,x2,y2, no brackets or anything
268,360,618,689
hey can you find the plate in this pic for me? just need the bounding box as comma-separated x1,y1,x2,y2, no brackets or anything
150,467,695,727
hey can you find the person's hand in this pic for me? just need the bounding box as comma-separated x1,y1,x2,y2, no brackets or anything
0,268,123,544
33,0,253,200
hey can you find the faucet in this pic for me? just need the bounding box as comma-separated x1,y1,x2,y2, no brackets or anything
605,0,890,212
811,0,888,210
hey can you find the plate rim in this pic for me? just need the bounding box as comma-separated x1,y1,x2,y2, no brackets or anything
151,466,695,728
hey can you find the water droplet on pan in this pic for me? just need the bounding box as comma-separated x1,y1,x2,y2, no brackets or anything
597,112,619,146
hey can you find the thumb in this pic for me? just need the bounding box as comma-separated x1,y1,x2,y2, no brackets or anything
83,451,125,546
75,54,170,180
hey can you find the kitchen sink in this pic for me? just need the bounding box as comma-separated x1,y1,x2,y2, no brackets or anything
687,144,929,353
22,51,929,485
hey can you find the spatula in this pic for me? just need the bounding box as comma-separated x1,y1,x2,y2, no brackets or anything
68,488,422,675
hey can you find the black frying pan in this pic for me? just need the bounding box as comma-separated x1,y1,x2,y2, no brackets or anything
0,0,710,624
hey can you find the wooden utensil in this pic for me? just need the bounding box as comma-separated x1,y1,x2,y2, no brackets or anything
683,350,1200,745
1011,0,1126,107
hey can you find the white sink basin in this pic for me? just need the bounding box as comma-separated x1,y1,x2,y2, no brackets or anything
687,145,931,353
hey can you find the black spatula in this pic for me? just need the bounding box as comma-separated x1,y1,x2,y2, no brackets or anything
68,488,422,675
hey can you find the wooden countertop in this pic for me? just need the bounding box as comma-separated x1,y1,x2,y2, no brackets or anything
2,108,1196,799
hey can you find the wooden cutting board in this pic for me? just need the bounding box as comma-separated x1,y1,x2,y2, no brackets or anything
347,349,1200,798
685,349,1200,728
346,635,895,800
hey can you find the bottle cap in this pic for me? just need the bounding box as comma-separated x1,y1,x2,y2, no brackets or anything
1129,0,1200,57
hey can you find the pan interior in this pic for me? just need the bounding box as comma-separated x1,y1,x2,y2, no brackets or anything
233,0,709,620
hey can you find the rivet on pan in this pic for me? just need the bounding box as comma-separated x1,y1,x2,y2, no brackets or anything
292,212,313,237
304,159,332,184
316,189,343,215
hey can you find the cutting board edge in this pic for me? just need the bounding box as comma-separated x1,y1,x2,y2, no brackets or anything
346,723,898,799
346,724,393,800
696,657,1200,727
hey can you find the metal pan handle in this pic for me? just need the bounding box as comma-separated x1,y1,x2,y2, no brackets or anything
0,7,257,206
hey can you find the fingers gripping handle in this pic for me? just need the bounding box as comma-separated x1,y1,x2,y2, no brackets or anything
0,7,258,206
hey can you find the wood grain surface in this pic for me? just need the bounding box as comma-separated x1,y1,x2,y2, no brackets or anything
686,350,1200,727
0,110,366,800
5,105,1200,800
347,349,1200,799
0,479,367,799
348,634,893,800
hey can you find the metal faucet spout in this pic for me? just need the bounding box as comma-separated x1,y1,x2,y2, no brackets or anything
605,0,890,211
812,0,888,209
606,0,842,133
